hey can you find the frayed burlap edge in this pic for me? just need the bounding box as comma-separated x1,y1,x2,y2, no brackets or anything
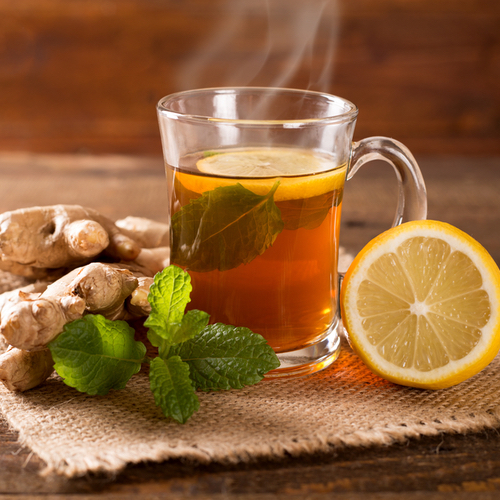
32,411,500,478
17,401,500,478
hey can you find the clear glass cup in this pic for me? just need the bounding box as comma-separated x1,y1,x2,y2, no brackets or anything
157,87,427,378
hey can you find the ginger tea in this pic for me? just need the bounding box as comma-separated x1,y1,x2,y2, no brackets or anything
166,147,346,353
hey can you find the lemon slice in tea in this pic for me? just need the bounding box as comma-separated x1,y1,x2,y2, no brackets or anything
198,148,332,177
340,220,500,389
176,148,346,201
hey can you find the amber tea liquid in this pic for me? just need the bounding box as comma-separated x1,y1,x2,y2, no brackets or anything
166,148,346,353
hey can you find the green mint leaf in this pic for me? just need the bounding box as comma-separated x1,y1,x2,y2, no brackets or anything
278,189,343,230
145,265,193,345
169,324,280,390
48,315,146,396
170,309,210,346
149,356,200,424
152,309,211,358
171,182,284,272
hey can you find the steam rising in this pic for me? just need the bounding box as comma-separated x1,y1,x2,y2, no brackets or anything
177,0,340,92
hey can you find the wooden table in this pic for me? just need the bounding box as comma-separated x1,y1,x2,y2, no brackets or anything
0,153,499,499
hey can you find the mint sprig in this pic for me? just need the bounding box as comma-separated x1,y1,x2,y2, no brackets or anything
48,265,280,423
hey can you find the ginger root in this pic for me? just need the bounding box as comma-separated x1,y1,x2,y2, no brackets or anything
0,281,49,313
0,205,142,279
116,216,169,249
126,276,154,318
0,281,50,350
0,262,141,350
131,247,170,276
0,347,54,392
0,334,7,354
0,208,168,392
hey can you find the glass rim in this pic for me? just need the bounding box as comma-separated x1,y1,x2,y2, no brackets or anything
157,86,359,126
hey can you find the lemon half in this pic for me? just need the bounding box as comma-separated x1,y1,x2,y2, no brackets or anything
175,148,346,202
340,220,500,389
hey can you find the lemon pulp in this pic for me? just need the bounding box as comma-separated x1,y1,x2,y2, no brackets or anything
174,148,347,202
359,236,490,370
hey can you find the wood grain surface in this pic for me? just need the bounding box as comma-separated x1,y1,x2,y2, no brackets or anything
0,153,499,498
0,0,499,156
2,413,500,499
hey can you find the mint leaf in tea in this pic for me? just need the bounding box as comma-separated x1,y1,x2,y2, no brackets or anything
279,189,343,231
171,182,284,273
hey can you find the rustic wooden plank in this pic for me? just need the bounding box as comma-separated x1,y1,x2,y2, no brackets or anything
0,153,168,222
0,0,498,155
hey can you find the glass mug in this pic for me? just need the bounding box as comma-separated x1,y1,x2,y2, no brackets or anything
157,87,427,378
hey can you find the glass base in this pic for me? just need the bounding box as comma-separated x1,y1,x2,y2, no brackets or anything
264,321,342,379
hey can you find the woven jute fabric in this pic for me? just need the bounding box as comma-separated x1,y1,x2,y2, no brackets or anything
2,340,500,478
1,267,500,478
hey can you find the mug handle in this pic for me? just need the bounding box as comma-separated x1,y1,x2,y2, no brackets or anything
338,137,427,286
348,136,427,226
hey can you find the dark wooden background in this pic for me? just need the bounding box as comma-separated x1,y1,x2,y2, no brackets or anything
1,0,499,157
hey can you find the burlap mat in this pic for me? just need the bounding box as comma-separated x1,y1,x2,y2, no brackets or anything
1,264,500,478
